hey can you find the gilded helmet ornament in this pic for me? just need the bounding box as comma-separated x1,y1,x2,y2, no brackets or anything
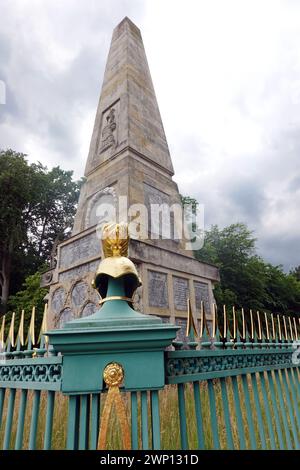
93,222,142,300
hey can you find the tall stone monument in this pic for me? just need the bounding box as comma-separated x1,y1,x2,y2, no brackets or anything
42,17,219,335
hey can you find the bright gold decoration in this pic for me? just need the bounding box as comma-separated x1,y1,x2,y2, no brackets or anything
0,315,5,351
103,362,124,387
98,362,130,450
8,312,15,348
93,222,141,300
186,298,198,338
17,310,25,346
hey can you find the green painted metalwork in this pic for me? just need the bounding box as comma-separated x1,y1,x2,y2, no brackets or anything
273,370,293,449
29,390,41,450
220,377,234,449
150,390,161,450
207,379,220,449
131,392,139,450
193,381,205,449
231,376,246,449
258,371,277,449
0,270,299,451
241,374,257,449
266,370,285,449
141,391,149,450
286,369,300,430
67,395,80,450
44,391,55,450
15,389,28,450
90,393,100,450
177,383,188,449
250,373,267,449
3,388,16,449
279,369,300,448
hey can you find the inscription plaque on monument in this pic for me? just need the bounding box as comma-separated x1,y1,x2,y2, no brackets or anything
148,270,168,308
144,183,171,238
173,276,189,311
194,281,210,314
59,231,99,269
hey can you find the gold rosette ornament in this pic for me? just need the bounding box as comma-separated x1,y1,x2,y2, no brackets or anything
98,363,131,450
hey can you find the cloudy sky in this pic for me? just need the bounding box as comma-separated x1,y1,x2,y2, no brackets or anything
0,0,299,271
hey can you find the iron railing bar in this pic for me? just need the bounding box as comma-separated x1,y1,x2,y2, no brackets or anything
286,369,300,430
78,394,90,450
193,381,205,449
231,376,246,449
265,371,285,449
141,391,149,450
150,390,161,450
220,377,234,449
280,369,300,448
15,389,28,450
258,372,276,449
44,390,55,450
290,367,300,401
29,389,41,450
207,379,220,449
131,392,139,450
241,374,257,449
250,373,267,449
3,388,16,450
273,370,293,449
0,388,6,428
177,383,188,450
66,395,80,450
90,393,101,450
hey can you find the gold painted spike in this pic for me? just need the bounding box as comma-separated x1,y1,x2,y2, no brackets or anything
38,303,49,346
28,306,36,346
271,313,276,341
256,311,262,340
220,305,227,340
8,312,15,347
249,309,254,340
277,314,282,341
186,298,198,338
264,312,270,341
231,306,237,340
199,301,205,338
293,317,298,341
211,303,217,339
0,315,5,350
288,317,294,341
282,316,288,341
239,308,246,340
17,310,25,346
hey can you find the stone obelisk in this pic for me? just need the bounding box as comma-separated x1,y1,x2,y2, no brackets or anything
43,17,219,335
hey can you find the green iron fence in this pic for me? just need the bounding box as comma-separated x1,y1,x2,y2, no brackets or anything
0,302,299,450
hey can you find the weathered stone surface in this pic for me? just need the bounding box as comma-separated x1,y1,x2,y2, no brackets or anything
51,287,66,314
173,277,189,311
59,260,99,282
81,302,97,317
148,270,168,308
46,17,219,329
59,232,99,269
71,281,88,308
194,281,210,314
59,308,73,327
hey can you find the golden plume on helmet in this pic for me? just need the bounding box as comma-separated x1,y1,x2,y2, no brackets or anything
92,222,142,300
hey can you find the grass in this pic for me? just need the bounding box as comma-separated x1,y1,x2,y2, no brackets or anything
0,369,299,449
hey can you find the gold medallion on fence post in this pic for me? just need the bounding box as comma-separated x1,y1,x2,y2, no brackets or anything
98,363,131,450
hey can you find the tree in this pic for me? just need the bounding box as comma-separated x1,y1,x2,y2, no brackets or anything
0,149,82,312
193,222,300,315
8,272,48,332
290,266,300,282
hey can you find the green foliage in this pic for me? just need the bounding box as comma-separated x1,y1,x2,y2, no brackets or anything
7,271,48,331
0,149,83,310
194,222,300,315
